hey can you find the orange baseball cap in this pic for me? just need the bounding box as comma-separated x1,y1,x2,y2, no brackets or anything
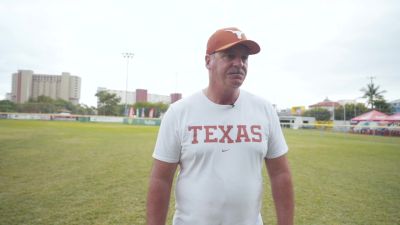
206,27,260,55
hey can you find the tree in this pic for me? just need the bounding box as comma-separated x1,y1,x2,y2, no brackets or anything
18,96,76,113
36,95,54,103
374,99,394,114
18,96,57,113
54,99,75,112
303,108,331,121
1,96,96,115
334,103,369,120
75,104,96,115
361,82,386,109
153,102,169,114
0,100,16,112
95,91,121,116
133,101,169,118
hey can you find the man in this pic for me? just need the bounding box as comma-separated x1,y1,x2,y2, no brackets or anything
147,27,294,225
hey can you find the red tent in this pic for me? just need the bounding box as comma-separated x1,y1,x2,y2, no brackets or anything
351,110,389,121
386,113,400,121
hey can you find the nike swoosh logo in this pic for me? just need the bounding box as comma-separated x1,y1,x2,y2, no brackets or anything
222,149,230,152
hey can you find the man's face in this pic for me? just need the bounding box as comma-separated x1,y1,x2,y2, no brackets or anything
206,45,250,90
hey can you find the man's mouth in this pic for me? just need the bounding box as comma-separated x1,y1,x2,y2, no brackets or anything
228,73,245,78
228,71,245,76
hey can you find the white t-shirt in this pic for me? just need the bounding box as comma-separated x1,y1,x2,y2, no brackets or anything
153,90,288,225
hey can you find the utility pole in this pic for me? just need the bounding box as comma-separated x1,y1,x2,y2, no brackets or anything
122,52,134,116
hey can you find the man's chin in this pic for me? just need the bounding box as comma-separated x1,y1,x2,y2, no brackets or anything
230,80,244,88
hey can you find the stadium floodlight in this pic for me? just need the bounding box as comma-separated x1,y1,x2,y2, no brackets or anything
122,52,134,116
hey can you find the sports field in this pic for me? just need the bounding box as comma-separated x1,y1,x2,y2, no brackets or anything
0,120,399,225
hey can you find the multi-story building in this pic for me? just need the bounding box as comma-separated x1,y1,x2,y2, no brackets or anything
136,89,148,102
96,87,180,107
170,93,182,104
97,87,136,105
390,99,400,113
11,70,81,104
148,93,171,104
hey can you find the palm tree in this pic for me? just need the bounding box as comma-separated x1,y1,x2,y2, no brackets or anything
360,82,386,109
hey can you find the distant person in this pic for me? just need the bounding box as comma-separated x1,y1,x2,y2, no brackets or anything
146,27,294,225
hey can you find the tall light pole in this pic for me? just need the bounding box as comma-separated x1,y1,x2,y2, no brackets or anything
122,52,134,116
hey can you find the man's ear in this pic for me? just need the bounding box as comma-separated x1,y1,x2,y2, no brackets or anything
205,54,211,69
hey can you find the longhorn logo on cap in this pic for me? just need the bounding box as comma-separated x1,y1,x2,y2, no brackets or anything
225,29,244,39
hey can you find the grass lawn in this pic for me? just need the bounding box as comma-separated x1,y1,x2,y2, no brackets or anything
0,120,399,225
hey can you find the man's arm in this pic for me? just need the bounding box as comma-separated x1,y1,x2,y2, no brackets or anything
147,159,178,225
265,155,294,225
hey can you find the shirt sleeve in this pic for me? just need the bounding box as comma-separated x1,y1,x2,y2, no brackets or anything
152,106,181,163
265,103,289,159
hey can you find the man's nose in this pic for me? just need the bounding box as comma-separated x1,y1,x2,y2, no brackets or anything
232,56,245,67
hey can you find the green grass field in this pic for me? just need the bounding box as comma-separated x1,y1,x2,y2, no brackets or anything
0,120,399,225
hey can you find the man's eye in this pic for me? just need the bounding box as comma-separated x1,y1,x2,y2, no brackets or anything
241,56,248,61
227,54,235,60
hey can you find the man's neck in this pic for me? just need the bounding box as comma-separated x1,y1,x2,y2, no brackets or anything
203,87,240,105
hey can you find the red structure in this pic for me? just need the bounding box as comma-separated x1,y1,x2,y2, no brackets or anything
136,89,148,102
309,98,341,108
350,110,400,137
386,113,400,122
351,110,389,122
170,93,182,103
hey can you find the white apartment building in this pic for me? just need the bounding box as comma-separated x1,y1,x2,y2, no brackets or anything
147,93,170,104
97,87,172,108
97,87,136,105
11,70,81,104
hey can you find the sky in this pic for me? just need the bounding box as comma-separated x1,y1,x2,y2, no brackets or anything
0,0,399,109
